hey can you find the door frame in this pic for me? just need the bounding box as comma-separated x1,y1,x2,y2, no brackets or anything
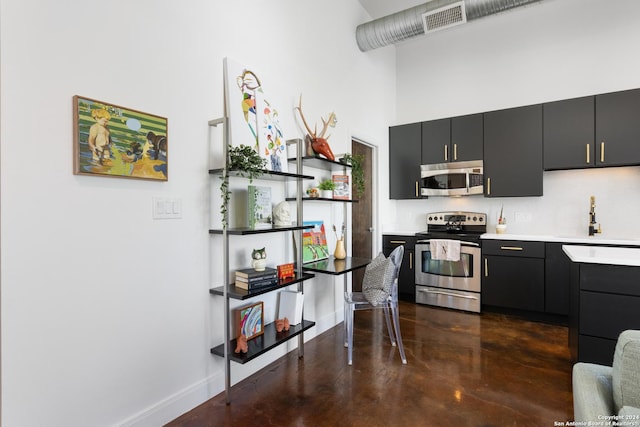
351,136,377,258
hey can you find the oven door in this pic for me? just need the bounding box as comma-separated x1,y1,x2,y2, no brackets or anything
414,241,481,292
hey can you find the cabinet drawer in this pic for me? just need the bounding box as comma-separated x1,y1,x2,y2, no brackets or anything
580,264,640,296
580,291,640,339
482,240,545,258
383,235,416,250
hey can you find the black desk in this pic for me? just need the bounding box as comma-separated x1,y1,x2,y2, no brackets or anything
303,256,371,275
303,256,371,293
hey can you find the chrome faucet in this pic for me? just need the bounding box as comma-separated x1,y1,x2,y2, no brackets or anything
589,195,602,236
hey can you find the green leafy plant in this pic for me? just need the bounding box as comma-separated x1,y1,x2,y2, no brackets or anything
220,145,266,229
340,153,365,199
318,179,336,191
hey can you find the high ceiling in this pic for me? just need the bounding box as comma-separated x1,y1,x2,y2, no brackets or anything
358,0,429,19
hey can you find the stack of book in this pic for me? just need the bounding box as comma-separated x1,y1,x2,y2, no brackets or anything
235,267,278,290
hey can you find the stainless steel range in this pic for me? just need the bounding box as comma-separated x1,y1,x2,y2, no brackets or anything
415,211,486,313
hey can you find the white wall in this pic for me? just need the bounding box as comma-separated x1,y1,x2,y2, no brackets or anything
383,0,640,237
0,1,395,426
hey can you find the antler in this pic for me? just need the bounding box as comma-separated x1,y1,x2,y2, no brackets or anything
318,112,336,140
295,95,316,138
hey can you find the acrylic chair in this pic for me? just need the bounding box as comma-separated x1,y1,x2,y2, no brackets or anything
344,245,407,365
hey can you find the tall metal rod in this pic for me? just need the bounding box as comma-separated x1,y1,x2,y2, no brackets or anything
222,116,231,404
295,138,305,358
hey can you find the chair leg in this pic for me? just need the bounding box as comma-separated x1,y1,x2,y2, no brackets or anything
382,305,397,346
343,299,348,348
391,302,407,364
347,304,354,365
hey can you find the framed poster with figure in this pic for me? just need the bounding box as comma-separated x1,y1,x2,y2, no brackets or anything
73,95,168,181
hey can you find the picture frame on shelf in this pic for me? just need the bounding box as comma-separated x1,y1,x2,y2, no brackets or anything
234,301,264,341
73,95,168,181
302,220,329,263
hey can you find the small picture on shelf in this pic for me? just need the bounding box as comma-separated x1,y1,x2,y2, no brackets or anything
234,301,264,340
277,263,295,280
302,220,330,263
332,174,349,200
248,185,272,229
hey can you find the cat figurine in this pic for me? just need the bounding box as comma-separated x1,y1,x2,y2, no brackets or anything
251,247,267,271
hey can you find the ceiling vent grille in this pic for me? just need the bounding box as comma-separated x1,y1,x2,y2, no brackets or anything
422,1,467,34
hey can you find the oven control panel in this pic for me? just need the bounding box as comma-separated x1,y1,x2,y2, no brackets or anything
426,211,486,226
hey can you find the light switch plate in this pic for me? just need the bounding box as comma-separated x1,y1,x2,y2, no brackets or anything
153,197,182,219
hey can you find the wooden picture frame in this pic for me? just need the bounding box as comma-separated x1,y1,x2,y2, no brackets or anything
73,95,168,181
234,301,264,340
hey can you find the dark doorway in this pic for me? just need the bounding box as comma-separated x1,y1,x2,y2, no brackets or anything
351,139,373,292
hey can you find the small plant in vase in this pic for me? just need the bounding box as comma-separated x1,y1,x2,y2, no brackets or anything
497,205,507,234
318,179,336,199
220,145,266,229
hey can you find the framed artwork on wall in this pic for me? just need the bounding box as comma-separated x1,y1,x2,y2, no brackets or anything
302,220,329,263
73,95,168,181
234,301,264,341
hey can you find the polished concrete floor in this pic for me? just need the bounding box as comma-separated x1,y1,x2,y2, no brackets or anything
166,302,573,426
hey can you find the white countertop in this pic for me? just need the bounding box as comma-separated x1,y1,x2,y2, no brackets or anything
562,245,640,266
481,233,640,246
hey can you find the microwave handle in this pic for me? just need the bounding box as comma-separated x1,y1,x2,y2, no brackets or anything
416,240,480,247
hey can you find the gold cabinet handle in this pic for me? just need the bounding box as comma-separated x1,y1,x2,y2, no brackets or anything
415,181,419,197
600,142,605,163
586,143,590,164
444,145,448,161
484,258,488,277
453,143,457,161
487,177,491,195
389,240,406,244
500,246,523,251
409,252,413,269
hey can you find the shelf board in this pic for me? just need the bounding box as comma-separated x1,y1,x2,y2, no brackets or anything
302,256,371,275
209,224,312,235
209,168,314,181
210,319,316,364
209,273,316,300
287,156,352,171
285,197,358,203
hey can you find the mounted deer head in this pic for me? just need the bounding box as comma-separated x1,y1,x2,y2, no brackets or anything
295,95,336,161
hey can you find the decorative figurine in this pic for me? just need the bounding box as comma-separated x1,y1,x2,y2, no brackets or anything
295,95,337,161
273,201,291,226
235,334,248,354
251,247,267,271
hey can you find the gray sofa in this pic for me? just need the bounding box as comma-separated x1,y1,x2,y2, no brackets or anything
573,330,640,426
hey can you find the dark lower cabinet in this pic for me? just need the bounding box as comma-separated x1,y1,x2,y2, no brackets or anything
569,262,640,365
483,104,543,197
383,235,416,301
544,243,571,315
482,240,545,312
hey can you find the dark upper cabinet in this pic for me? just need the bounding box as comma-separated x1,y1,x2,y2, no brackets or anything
389,123,422,199
421,114,483,164
595,88,640,167
483,104,543,197
451,113,484,162
544,96,595,170
421,119,450,164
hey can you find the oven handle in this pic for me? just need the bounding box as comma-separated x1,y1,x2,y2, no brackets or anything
417,288,479,300
416,240,480,247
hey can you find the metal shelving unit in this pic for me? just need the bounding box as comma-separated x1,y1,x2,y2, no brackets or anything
208,120,315,403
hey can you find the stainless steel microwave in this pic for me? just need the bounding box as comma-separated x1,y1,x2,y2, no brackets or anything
420,160,483,197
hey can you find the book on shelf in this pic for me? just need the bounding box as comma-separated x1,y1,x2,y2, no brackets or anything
248,185,272,230
332,174,350,200
235,267,277,279
278,291,304,325
235,277,279,291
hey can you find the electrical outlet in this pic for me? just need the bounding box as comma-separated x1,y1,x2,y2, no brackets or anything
514,212,532,223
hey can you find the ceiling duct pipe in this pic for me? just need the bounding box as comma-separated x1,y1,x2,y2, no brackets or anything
356,0,543,52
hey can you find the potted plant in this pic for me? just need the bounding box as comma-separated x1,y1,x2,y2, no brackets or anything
318,179,336,198
220,145,266,229
339,153,365,199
